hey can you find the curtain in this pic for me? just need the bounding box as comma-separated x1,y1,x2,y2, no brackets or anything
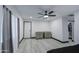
2,6,13,53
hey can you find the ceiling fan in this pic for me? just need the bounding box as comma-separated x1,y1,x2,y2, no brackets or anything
37,9,56,18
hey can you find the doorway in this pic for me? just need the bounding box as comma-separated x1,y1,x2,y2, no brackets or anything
68,22,74,42
23,21,32,39
17,18,20,47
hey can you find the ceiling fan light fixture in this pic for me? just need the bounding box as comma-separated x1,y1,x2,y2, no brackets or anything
44,15,48,18
29,16,32,18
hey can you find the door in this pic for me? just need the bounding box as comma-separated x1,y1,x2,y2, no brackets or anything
68,23,72,39
17,18,20,47
24,22,31,38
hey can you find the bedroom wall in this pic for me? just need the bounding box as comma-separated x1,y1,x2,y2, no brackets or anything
32,21,51,37
62,16,69,42
19,18,23,41
50,18,63,41
74,12,79,44
50,16,75,42
11,15,18,52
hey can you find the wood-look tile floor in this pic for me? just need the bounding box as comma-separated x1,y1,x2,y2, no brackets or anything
16,39,77,53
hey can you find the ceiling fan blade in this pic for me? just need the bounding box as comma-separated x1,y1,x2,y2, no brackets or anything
48,11,54,14
38,13,44,15
48,15,56,16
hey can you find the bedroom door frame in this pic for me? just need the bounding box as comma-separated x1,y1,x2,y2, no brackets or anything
68,22,74,42
23,21,32,39
17,18,20,47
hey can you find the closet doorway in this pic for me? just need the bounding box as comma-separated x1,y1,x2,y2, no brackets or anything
68,22,74,42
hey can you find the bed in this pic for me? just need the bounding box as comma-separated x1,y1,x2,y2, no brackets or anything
47,44,79,53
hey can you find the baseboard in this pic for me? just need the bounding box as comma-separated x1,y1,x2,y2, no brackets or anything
31,37,53,39
23,38,31,39
20,37,68,44
19,37,24,45
52,37,69,43
31,37,36,39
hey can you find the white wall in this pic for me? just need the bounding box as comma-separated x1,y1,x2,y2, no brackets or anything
74,12,79,44
62,16,69,41
50,18,63,41
32,21,51,37
31,18,67,42
19,18,23,41
12,15,18,52
0,5,3,52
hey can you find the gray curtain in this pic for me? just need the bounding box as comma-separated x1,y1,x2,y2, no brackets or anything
2,6,13,53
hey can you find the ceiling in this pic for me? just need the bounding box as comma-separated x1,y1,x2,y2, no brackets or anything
12,5,79,21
